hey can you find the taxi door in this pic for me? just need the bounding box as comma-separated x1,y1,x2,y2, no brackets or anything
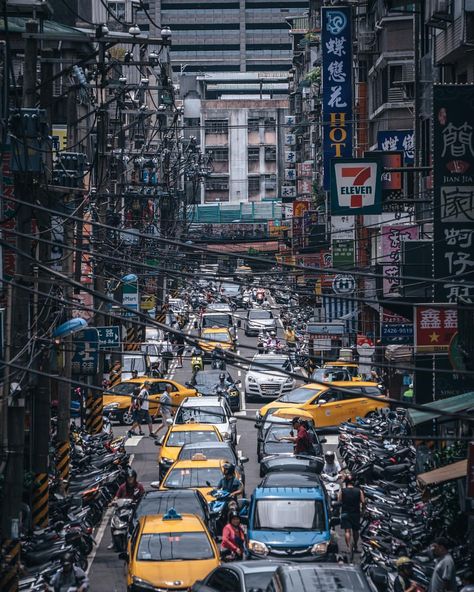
307,389,345,428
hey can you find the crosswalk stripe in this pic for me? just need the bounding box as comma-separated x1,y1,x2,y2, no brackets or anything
125,435,144,447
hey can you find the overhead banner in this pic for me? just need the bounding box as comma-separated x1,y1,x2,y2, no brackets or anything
433,85,474,303
381,224,419,297
330,158,382,215
377,130,414,163
322,5,353,190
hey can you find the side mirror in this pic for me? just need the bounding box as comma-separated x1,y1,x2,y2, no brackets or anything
154,441,162,447
150,481,160,489
318,399,327,406
240,456,249,463
166,418,173,425
118,552,129,562
235,380,241,386
229,417,237,425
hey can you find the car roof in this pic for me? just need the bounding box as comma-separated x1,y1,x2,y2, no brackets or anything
202,327,231,334
141,489,202,500
274,564,371,591
254,485,324,500
169,458,224,469
181,441,233,451
167,423,219,433
260,472,323,489
181,396,225,407
225,560,291,575
140,513,205,533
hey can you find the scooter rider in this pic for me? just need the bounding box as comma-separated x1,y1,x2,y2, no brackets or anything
116,469,145,500
266,331,281,350
217,463,243,499
322,451,342,480
50,552,89,592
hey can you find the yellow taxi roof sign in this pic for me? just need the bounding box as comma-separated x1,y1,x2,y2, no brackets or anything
191,453,207,461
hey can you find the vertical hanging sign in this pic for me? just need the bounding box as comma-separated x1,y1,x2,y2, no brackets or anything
321,5,353,191
433,85,474,303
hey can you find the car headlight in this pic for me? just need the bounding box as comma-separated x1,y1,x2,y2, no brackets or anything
248,376,256,383
132,576,162,591
311,541,329,555
285,376,293,383
248,540,269,556
105,402,120,410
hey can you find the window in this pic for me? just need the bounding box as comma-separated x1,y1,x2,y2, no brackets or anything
248,147,260,161
107,1,125,20
254,499,325,531
248,118,260,132
207,568,241,592
205,178,229,191
248,177,260,192
205,119,228,134
211,148,229,161
137,532,214,561
264,147,276,161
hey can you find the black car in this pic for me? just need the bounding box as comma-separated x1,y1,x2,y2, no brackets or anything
259,454,324,478
265,564,376,592
192,560,292,592
132,489,215,533
178,441,249,486
256,416,324,464
189,369,241,411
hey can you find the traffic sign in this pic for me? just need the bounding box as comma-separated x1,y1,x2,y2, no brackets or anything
332,274,355,295
72,328,99,375
96,326,120,350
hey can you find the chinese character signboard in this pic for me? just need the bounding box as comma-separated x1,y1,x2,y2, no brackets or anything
322,5,353,190
377,130,414,163
330,159,382,215
415,306,457,353
96,326,120,349
381,225,419,296
332,239,354,268
72,329,99,375
433,85,474,303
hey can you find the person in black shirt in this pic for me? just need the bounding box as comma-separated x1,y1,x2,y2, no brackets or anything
173,332,185,368
337,474,365,553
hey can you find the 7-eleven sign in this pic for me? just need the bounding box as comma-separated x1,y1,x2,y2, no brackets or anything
330,158,382,215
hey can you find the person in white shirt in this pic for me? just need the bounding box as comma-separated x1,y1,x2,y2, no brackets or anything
322,451,342,481
138,381,155,437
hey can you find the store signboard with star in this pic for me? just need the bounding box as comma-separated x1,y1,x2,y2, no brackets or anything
321,5,353,190
433,85,474,303
414,305,458,353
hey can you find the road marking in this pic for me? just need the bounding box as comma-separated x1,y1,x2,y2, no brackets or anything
240,390,246,411
86,453,135,574
237,370,241,377
234,410,250,417
325,435,339,446
125,435,143,447
237,435,241,444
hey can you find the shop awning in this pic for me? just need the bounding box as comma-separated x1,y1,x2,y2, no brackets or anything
407,391,474,425
417,459,467,486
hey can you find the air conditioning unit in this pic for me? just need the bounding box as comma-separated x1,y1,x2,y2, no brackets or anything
264,181,276,190
387,87,405,102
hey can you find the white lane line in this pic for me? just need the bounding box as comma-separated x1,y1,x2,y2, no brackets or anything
237,370,241,377
234,410,249,417
125,435,143,447
87,453,135,574
237,435,241,444
240,390,246,411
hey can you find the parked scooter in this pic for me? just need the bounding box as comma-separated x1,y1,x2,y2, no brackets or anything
110,498,136,552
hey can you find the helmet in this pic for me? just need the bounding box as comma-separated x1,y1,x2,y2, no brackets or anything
222,462,235,476
61,552,74,566
219,372,226,381
228,510,240,521
396,557,413,568
325,451,335,461
409,383,413,389
270,331,276,337
127,469,137,481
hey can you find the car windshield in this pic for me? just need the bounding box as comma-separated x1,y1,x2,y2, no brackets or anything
195,373,231,387
163,467,223,488
249,311,272,319
312,369,350,382
135,494,204,521
202,332,231,343
137,532,214,561
279,386,321,403
202,315,231,328
245,571,278,591
109,383,136,395
178,447,236,463
250,358,290,372
254,499,325,531
166,430,220,447
325,365,358,377
175,407,226,424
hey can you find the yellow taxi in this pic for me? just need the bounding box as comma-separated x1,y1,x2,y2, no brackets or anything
157,423,223,479
198,327,236,360
159,454,242,502
323,361,361,380
258,381,388,429
103,378,198,426
123,509,219,591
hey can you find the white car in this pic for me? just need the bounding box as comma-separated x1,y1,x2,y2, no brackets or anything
172,396,237,444
245,354,295,402
244,309,277,336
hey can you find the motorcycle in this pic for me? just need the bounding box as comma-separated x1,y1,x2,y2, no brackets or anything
191,351,204,374
208,489,248,534
110,498,136,552
321,473,341,502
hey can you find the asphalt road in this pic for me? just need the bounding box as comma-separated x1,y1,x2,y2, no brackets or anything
87,306,340,591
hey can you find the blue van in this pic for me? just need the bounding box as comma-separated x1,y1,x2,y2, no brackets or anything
247,472,331,561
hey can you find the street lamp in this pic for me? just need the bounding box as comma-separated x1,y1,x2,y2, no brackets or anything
53,318,88,339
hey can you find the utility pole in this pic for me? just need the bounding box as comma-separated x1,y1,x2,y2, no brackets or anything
1,19,38,592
